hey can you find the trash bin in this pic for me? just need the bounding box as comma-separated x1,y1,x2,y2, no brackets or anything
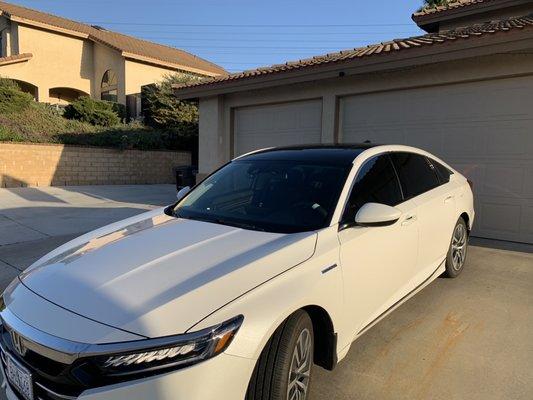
174,166,197,190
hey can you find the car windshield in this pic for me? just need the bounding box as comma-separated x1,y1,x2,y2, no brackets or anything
173,159,351,233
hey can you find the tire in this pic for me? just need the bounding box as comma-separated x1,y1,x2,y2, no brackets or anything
443,217,469,278
246,310,314,400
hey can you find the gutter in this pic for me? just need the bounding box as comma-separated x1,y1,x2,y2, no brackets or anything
173,28,533,99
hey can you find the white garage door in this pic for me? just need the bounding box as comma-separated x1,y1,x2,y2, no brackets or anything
340,76,533,244
234,100,322,156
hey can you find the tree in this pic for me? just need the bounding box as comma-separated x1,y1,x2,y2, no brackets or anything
420,0,451,9
142,74,200,132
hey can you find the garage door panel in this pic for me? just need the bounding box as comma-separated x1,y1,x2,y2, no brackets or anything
234,100,322,156
523,207,533,236
483,165,524,197
340,76,533,243
479,201,522,233
486,123,533,157
477,198,533,243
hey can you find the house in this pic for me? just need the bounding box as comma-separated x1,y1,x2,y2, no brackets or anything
174,0,533,244
0,1,226,116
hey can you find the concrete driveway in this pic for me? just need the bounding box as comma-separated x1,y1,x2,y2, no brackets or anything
0,185,532,400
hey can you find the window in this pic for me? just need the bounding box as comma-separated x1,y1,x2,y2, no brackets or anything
390,152,440,199
429,159,453,184
342,155,403,223
101,70,118,102
174,159,351,233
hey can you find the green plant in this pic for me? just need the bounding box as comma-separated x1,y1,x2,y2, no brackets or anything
64,96,121,127
419,0,451,10
0,78,34,114
142,74,200,132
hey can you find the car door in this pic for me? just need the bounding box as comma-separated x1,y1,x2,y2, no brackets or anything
390,152,456,281
338,154,419,337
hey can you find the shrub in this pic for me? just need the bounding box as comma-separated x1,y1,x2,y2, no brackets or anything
142,74,200,132
0,78,34,114
64,97,120,127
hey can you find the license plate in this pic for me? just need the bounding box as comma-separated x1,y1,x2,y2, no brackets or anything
5,353,33,400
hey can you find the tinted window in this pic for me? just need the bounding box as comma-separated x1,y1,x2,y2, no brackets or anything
430,159,453,184
342,155,403,223
174,159,351,233
391,152,440,199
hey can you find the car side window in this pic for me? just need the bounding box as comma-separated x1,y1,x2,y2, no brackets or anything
390,152,440,199
342,155,403,223
429,159,453,184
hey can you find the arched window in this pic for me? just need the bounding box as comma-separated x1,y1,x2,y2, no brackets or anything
101,69,118,102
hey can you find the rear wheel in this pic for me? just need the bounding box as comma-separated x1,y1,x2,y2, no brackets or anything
443,217,469,278
246,310,314,400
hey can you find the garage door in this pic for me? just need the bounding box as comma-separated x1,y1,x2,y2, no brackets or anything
233,100,322,156
340,76,533,244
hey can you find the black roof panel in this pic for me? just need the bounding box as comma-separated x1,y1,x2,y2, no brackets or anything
236,144,378,165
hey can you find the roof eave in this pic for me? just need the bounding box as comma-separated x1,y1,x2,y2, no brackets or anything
412,0,530,29
174,29,533,99
122,52,224,77
5,14,89,39
0,52,32,66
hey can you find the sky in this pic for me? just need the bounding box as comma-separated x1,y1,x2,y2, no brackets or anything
12,0,427,73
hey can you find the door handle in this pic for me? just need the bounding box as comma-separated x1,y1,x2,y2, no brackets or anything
444,195,455,204
401,214,417,226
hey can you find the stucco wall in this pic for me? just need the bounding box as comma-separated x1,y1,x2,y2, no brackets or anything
93,42,125,104
3,22,93,102
124,59,180,95
0,142,191,187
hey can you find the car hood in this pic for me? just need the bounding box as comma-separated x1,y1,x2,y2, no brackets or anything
21,209,317,338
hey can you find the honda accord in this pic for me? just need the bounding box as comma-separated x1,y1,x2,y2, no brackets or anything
0,144,474,400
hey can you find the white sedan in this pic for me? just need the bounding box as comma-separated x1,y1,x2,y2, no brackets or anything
0,144,474,400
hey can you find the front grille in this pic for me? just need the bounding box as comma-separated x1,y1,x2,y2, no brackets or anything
0,325,83,399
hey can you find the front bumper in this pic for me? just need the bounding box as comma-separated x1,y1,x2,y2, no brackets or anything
2,352,255,400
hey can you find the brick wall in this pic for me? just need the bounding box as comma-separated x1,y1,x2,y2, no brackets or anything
0,142,191,187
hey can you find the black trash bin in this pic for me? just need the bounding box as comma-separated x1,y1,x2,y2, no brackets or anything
174,166,197,190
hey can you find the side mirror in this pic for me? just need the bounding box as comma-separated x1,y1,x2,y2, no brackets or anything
176,186,191,201
355,203,402,227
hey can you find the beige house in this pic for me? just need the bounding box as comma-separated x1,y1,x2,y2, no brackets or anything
0,1,225,115
175,0,533,244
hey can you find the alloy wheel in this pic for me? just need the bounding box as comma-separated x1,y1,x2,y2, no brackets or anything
451,223,467,271
287,328,312,400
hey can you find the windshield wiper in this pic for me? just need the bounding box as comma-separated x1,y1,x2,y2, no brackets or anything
172,210,266,231
212,218,266,232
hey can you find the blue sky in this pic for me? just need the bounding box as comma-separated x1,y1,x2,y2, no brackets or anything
13,0,426,73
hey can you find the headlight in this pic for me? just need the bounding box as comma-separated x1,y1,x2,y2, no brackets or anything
84,315,243,378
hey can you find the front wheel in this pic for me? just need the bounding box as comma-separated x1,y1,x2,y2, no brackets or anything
246,310,314,400
443,217,469,278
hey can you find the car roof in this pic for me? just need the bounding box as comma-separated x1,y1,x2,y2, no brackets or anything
235,143,379,165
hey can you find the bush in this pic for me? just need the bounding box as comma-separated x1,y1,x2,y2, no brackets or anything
64,97,120,127
56,124,193,151
0,78,34,114
142,74,200,132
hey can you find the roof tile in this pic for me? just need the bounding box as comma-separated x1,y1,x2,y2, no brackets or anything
175,14,533,93
413,0,492,18
0,1,226,75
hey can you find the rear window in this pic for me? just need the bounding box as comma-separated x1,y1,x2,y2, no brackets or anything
430,159,453,184
390,152,440,199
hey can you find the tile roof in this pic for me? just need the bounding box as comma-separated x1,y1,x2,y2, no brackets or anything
0,52,32,66
413,0,496,19
174,14,533,93
0,1,226,76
